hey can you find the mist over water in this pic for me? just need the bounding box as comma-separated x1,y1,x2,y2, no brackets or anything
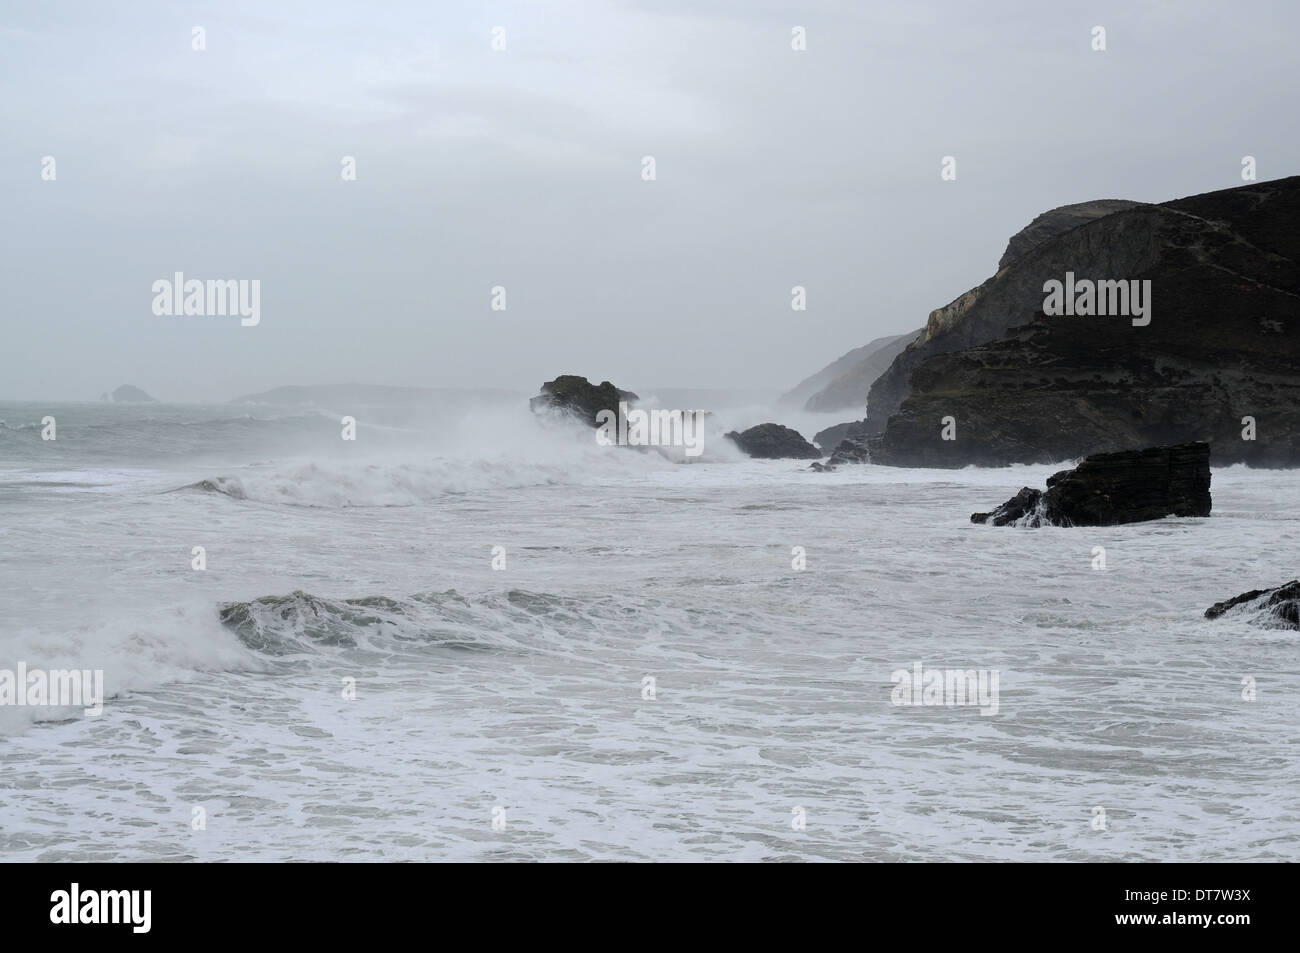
2,397,1297,860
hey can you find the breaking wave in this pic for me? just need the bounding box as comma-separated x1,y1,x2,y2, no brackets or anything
0,599,265,735
217,588,606,657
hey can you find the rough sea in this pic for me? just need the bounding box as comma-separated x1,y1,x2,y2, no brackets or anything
2,398,1297,861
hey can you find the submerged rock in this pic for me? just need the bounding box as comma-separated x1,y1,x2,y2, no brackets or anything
725,423,821,459
1205,581,1300,629
529,375,639,428
972,442,1212,526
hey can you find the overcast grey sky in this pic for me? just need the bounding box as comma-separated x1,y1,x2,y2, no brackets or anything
2,0,1297,402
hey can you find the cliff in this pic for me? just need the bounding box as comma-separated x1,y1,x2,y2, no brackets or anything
869,176,1300,466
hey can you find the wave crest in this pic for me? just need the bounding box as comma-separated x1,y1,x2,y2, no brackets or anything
217,588,597,657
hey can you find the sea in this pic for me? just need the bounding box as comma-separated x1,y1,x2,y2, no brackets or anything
1,396,1297,861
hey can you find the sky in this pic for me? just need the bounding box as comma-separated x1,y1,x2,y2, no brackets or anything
2,0,1297,402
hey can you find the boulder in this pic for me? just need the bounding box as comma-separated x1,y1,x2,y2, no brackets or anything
725,423,821,459
972,442,1211,526
1204,581,1300,629
529,375,638,428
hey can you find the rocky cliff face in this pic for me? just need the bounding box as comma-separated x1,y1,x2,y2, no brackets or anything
869,176,1300,467
997,200,1143,271
797,203,1137,448
867,201,1158,434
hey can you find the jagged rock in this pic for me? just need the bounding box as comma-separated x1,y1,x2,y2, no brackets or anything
810,438,871,471
827,438,869,466
1205,581,1300,629
529,375,638,428
870,177,1300,467
725,423,821,459
972,442,1212,526
971,487,1044,526
110,385,156,402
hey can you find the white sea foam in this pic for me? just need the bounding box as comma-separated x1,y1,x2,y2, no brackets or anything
0,599,263,734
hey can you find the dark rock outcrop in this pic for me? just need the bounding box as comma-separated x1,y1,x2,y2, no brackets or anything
726,423,821,459
970,487,1044,525
866,201,1150,438
809,437,870,471
868,198,1154,434
529,376,638,428
972,442,1212,526
813,419,863,451
110,384,156,402
869,176,1300,467
812,413,899,451
1205,581,1300,629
